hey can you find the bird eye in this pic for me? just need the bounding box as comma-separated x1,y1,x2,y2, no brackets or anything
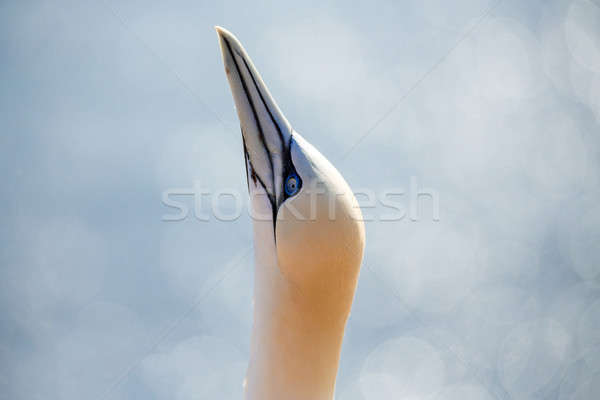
284,173,300,196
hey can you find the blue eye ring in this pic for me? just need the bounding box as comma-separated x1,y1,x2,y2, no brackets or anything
284,173,300,196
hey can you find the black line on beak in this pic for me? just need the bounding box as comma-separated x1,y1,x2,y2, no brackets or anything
240,57,286,154
241,134,250,191
222,37,278,232
239,51,302,206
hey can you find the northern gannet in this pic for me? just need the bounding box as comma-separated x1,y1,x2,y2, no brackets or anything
215,27,365,400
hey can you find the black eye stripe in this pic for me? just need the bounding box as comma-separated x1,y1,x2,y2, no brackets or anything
284,173,300,196
281,138,302,201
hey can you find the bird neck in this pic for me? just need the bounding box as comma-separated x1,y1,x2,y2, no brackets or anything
244,234,347,400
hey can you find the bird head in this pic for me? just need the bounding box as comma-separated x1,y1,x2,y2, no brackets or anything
216,27,364,296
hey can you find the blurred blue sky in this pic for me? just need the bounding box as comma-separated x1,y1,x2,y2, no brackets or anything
1,0,600,399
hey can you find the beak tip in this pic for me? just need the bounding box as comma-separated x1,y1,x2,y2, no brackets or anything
214,26,243,51
214,26,233,41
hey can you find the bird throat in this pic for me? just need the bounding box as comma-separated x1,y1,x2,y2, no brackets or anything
244,221,348,400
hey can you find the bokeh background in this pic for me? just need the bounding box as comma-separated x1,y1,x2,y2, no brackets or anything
2,0,600,399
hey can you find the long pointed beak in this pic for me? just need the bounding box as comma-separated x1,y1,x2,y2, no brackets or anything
215,26,292,204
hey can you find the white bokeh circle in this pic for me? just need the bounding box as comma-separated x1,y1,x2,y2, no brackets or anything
360,337,446,399
498,319,572,397
565,0,600,72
